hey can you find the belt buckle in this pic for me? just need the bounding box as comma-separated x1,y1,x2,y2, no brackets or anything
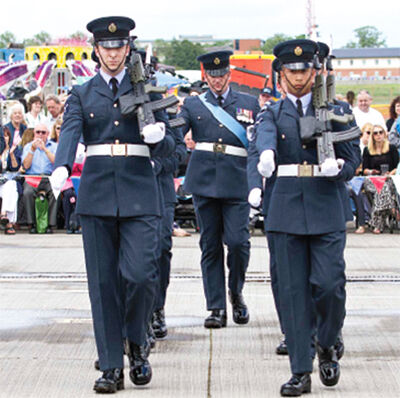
111,140,127,157
298,164,313,177
213,143,226,154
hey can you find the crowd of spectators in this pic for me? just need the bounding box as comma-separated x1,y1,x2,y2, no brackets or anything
0,94,81,235
345,90,400,234
1,89,400,236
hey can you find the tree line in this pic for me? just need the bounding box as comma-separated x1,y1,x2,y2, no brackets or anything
0,26,387,70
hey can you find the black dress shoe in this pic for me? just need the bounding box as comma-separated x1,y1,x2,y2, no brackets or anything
317,344,340,386
204,309,227,329
280,373,311,396
229,291,249,324
334,332,344,360
127,342,152,386
276,338,288,355
152,308,168,339
93,368,124,393
29,226,37,234
94,359,100,370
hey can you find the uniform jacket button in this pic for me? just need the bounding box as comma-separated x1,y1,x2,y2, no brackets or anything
219,123,224,128
303,161,308,165
218,138,223,142
114,103,118,108
114,121,119,126
197,116,201,120
90,113,94,118
302,144,307,149
281,134,285,139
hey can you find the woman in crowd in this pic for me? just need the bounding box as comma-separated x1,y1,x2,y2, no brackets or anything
352,123,373,230
349,123,375,233
0,127,22,234
19,128,35,150
25,96,46,128
346,90,355,108
362,124,399,234
3,103,27,147
50,118,62,143
358,123,374,169
386,96,400,131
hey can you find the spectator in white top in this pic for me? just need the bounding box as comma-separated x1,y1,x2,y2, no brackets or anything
25,96,46,128
353,90,385,129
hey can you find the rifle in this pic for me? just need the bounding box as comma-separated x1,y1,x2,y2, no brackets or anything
299,56,361,164
119,44,185,132
325,56,335,104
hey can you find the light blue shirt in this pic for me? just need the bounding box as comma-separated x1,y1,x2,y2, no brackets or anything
99,68,126,91
287,92,312,116
211,87,230,104
22,140,58,175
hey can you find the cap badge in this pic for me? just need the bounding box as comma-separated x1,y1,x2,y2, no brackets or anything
294,46,303,56
214,57,220,65
108,23,117,33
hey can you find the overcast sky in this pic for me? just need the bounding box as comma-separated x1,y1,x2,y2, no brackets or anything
2,0,398,49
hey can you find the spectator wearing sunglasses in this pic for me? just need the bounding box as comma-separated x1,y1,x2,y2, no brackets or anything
21,123,58,233
362,125,399,234
362,125,398,177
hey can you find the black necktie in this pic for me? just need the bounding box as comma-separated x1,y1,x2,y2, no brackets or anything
217,95,223,107
110,77,118,97
296,99,304,117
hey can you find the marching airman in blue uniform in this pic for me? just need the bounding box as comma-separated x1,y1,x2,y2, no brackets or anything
151,111,187,339
179,50,260,328
247,56,288,355
51,16,175,394
253,39,358,396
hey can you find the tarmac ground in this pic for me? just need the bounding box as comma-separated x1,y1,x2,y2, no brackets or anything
0,226,399,397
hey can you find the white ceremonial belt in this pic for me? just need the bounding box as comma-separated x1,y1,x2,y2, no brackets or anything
195,142,247,157
277,164,324,177
86,142,150,157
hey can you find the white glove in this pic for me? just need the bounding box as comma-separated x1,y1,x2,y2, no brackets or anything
141,122,165,144
248,188,262,208
320,158,344,177
49,166,69,199
74,143,86,164
257,149,275,178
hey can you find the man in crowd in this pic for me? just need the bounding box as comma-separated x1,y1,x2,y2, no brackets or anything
179,50,260,329
45,94,63,128
21,123,58,234
50,16,175,393
254,39,358,396
353,90,385,128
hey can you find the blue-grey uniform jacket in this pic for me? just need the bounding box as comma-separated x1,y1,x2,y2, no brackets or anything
152,124,187,204
179,88,260,200
255,97,358,235
54,72,175,217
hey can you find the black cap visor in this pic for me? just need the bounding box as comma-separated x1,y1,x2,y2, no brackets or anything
205,67,230,77
97,38,129,49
